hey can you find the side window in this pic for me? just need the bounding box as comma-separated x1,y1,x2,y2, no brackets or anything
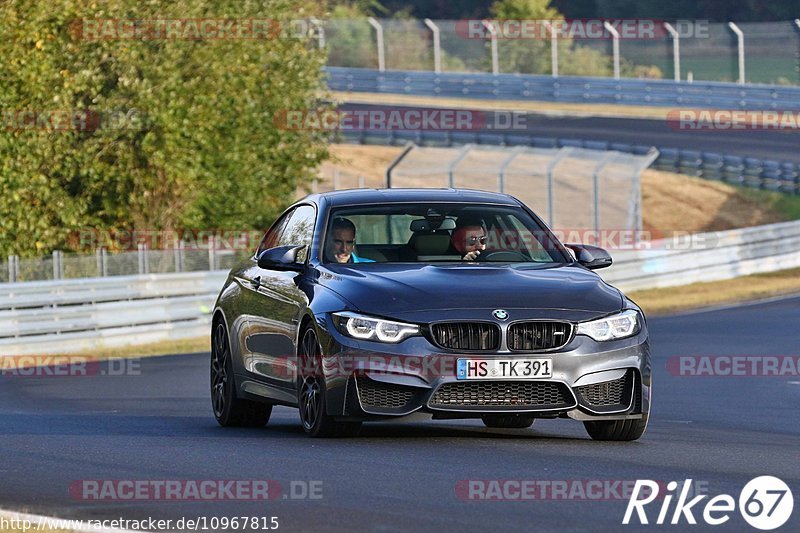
255,210,293,257
276,205,316,263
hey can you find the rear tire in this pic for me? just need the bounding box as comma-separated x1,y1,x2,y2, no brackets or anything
211,320,272,427
481,415,535,429
583,414,648,441
298,327,361,438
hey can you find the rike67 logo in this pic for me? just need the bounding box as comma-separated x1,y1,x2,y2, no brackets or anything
624,477,794,530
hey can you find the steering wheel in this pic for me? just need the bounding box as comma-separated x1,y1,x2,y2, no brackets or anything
475,250,529,262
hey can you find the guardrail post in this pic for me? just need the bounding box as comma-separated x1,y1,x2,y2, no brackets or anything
545,147,573,227
367,17,386,72
544,21,558,77
728,22,745,84
333,168,340,190
358,175,366,188
448,144,474,188
663,23,681,82
482,20,499,75
603,21,620,80
424,19,442,73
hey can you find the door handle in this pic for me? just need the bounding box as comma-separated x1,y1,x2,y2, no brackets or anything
251,276,261,290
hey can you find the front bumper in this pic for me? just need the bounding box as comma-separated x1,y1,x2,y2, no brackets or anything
319,316,651,422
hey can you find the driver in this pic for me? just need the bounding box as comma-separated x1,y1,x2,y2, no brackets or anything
325,217,374,264
451,216,487,261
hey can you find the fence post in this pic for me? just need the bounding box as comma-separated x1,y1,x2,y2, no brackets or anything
603,21,620,80
482,20,499,75
728,22,745,84
663,22,681,82
498,146,525,194
367,17,386,72
8,255,17,283
139,243,150,274
52,250,61,280
309,17,325,49
101,247,108,277
591,152,618,233
333,168,340,190
174,243,181,273
385,142,416,188
544,21,558,77
358,175,366,188
424,18,442,73
545,147,574,228
208,235,216,271
448,144,474,188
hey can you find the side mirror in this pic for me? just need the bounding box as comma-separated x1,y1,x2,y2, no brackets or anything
565,244,613,270
257,245,306,271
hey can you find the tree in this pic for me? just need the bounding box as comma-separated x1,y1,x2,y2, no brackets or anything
488,0,661,78
0,0,329,257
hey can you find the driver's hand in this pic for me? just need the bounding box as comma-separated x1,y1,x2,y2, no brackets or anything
462,250,481,261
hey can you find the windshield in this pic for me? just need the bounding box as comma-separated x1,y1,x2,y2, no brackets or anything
323,203,568,264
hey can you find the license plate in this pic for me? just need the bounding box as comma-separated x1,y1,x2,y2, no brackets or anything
456,358,553,380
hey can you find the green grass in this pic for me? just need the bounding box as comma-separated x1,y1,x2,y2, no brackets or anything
738,187,800,221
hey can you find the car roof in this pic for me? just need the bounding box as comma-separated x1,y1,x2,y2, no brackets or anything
302,188,521,207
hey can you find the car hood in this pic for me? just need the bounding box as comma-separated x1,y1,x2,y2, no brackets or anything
316,263,622,318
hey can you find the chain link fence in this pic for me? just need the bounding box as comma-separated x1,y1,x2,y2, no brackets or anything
323,18,800,85
1,245,252,284
382,144,656,232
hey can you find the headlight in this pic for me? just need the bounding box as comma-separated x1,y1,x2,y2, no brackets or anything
576,310,639,341
332,312,420,343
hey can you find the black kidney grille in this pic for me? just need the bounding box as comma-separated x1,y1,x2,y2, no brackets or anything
356,377,415,409
429,381,572,409
507,321,572,351
577,371,632,407
431,323,500,351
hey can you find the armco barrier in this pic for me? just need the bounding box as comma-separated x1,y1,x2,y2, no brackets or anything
3,220,800,355
328,67,800,194
0,271,227,355
325,67,800,111
603,219,800,292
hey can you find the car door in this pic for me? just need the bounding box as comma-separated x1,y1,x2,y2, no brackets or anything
243,205,316,396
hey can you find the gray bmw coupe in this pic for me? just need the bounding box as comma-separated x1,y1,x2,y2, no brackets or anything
211,189,651,440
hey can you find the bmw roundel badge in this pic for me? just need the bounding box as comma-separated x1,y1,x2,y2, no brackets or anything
492,309,509,321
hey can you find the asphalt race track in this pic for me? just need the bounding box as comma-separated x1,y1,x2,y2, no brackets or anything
1,297,799,532
339,103,800,164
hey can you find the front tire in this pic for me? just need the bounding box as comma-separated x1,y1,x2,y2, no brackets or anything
583,414,648,441
482,415,535,429
211,320,272,427
298,327,361,438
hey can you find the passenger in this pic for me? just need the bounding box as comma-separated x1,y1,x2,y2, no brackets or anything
451,216,487,261
325,217,374,264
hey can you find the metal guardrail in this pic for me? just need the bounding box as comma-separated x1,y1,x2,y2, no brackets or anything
3,219,800,355
326,67,800,110
0,271,228,355
603,219,800,292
